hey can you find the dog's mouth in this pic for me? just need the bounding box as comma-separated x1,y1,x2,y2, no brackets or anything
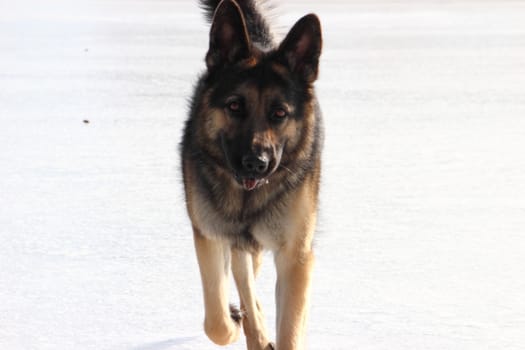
240,177,269,191
220,134,282,192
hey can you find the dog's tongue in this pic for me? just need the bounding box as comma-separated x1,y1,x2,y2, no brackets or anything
242,178,258,191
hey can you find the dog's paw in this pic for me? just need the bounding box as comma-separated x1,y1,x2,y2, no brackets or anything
265,342,275,350
229,304,243,324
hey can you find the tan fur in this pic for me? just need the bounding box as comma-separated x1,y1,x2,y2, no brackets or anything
193,229,241,345
232,249,271,349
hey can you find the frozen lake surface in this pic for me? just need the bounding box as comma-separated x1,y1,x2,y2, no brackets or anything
1,0,525,349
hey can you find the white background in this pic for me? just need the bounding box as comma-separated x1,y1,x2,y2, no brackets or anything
1,0,524,349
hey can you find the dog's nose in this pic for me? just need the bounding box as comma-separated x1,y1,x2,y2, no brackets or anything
242,154,269,174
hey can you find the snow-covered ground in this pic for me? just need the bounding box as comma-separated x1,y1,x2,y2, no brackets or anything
1,0,525,349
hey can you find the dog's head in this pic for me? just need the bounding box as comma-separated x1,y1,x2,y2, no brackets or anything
196,0,322,191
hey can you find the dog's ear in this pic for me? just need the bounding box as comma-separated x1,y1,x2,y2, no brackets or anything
277,14,322,83
206,0,252,70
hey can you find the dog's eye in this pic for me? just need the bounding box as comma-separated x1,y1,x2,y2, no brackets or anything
271,107,288,121
228,101,240,112
226,99,244,117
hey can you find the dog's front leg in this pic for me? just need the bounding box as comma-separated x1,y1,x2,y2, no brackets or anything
231,248,273,350
193,228,241,345
274,246,315,350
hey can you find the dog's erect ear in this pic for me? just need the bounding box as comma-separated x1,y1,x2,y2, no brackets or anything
206,0,252,70
277,14,322,83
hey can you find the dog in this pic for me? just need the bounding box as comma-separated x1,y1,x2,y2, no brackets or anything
181,1,322,349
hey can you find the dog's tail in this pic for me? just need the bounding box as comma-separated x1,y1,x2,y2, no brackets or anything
199,0,274,47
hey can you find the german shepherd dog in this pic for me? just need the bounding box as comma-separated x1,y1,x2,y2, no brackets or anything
181,0,322,349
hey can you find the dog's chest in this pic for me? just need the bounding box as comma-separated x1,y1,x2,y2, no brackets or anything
191,189,286,251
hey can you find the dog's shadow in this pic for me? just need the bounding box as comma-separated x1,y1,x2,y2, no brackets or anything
132,337,199,350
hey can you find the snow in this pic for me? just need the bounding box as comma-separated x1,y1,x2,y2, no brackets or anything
1,0,525,349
